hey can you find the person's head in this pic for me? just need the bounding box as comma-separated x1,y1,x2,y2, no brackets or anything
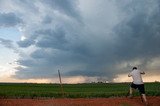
132,67,137,70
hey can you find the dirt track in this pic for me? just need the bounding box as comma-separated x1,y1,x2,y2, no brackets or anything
0,96,159,106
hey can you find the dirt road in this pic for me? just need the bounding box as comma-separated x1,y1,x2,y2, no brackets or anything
0,96,159,106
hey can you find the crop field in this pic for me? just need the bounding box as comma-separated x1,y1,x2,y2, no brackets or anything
0,82,159,99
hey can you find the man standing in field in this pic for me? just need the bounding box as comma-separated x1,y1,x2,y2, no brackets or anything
128,67,148,105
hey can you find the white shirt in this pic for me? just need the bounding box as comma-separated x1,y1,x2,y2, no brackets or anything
128,69,144,84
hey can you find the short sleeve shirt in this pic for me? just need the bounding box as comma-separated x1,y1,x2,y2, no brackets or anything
129,69,144,84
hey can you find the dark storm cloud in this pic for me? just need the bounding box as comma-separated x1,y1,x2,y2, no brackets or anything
113,0,160,63
0,12,22,27
35,28,68,49
64,0,160,78
41,0,80,19
42,16,53,24
1,0,159,81
17,39,35,48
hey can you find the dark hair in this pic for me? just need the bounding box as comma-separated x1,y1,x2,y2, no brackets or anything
132,67,137,70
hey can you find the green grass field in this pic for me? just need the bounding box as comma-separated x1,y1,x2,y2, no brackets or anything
0,82,159,98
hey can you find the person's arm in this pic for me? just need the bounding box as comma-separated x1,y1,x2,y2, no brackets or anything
128,72,132,77
140,70,145,74
140,71,145,74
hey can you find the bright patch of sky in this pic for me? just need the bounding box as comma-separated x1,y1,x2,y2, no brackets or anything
0,27,20,82
0,27,21,41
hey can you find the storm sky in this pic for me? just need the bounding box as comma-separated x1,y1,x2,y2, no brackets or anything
0,0,160,83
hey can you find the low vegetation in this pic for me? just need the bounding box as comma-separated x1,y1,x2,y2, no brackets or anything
0,82,159,98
